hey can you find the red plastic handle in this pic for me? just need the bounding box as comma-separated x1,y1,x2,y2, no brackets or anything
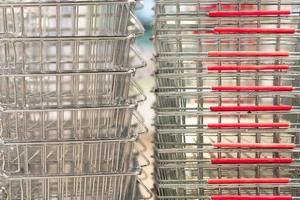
214,27,295,34
211,158,293,164
210,105,292,112
208,178,290,184
211,195,293,200
208,51,289,57
208,10,291,17
208,123,289,129
213,143,295,149
207,65,289,71
212,86,294,91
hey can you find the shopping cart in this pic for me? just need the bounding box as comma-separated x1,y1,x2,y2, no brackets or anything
0,0,144,37
154,130,300,199
155,147,300,199
154,0,300,199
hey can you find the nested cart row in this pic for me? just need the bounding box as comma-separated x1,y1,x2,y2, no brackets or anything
154,0,300,199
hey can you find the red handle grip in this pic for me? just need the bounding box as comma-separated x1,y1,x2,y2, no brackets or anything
212,86,294,91
208,10,291,17
208,51,289,57
213,143,295,149
211,158,293,164
208,123,289,129
214,27,295,34
211,195,293,200
207,65,289,71
208,178,290,184
210,105,292,112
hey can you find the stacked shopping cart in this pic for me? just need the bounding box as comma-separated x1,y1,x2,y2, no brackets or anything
154,0,300,199
0,0,151,199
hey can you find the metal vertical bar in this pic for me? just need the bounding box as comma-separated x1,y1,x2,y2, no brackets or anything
273,0,282,195
255,1,262,196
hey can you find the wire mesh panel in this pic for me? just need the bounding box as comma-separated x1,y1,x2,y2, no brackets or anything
154,0,300,199
0,0,150,199
155,35,300,54
0,171,140,200
0,72,137,108
0,1,143,36
155,0,300,34
0,138,137,175
0,104,139,141
0,36,144,73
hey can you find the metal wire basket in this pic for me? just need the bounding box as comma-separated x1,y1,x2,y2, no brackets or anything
0,170,148,200
0,0,144,37
0,137,138,175
0,70,147,108
0,0,150,199
0,103,148,141
0,35,145,73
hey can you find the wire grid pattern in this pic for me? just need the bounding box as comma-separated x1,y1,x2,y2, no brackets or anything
0,1,142,36
0,0,148,199
154,0,300,199
0,36,139,73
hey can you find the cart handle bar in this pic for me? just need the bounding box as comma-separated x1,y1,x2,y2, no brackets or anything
210,105,292,112
212,86,294,91
208,123,289,129
208,178,290,184
211,158,293,164
207,65,289,71
209,10,291,17
213,143,295,149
